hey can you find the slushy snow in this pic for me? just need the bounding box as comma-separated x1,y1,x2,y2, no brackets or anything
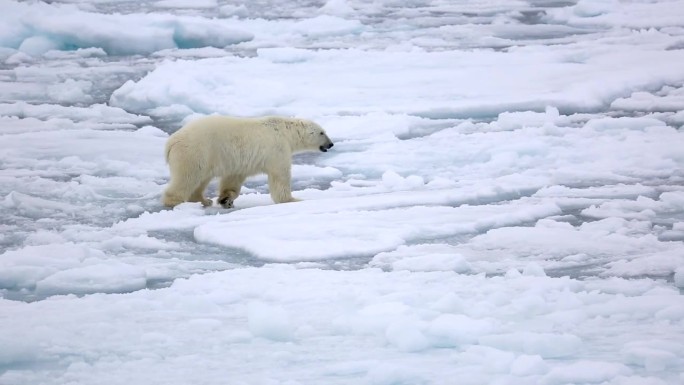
1,0,684,384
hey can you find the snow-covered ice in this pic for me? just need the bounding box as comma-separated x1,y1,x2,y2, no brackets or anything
1,0,684,384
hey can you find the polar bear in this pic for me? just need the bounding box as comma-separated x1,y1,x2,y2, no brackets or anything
162,115,334,208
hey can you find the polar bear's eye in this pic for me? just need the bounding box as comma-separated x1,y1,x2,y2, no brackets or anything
319,132,324,135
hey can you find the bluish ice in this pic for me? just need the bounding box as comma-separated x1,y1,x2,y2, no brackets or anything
1,1,684,384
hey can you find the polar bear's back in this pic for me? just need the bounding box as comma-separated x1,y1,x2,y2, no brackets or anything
175,115,281,144
166,115,287,177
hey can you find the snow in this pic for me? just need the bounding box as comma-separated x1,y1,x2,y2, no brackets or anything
109,47,684,118
247,301,295,342
676,267,684,288
6,268,680,384
1,0,684,384
0,1,252,56
154,0,218,9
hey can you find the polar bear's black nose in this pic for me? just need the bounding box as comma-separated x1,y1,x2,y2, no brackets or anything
320,141,334,152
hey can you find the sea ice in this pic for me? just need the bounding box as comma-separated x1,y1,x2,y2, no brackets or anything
1,0,683,384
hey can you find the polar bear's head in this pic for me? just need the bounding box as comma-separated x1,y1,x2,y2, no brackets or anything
304,121,334,153
279,117,334,153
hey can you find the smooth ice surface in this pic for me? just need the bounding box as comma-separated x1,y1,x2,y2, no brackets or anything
1,0,684,384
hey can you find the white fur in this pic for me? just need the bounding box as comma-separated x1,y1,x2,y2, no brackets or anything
162,115,333,208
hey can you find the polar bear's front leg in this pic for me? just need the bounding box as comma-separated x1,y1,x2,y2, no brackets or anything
267,167,299,204
218,175,245,208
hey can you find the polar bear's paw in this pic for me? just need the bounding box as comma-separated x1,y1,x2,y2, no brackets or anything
218,189,238,209
218,196,234,209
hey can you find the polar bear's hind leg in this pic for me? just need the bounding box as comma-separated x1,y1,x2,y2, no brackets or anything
218,175,246,208
163,153,209,207
162,178,194,207
188,178,213,207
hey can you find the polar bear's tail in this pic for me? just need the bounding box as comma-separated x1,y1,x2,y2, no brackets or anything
164,139,176,163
